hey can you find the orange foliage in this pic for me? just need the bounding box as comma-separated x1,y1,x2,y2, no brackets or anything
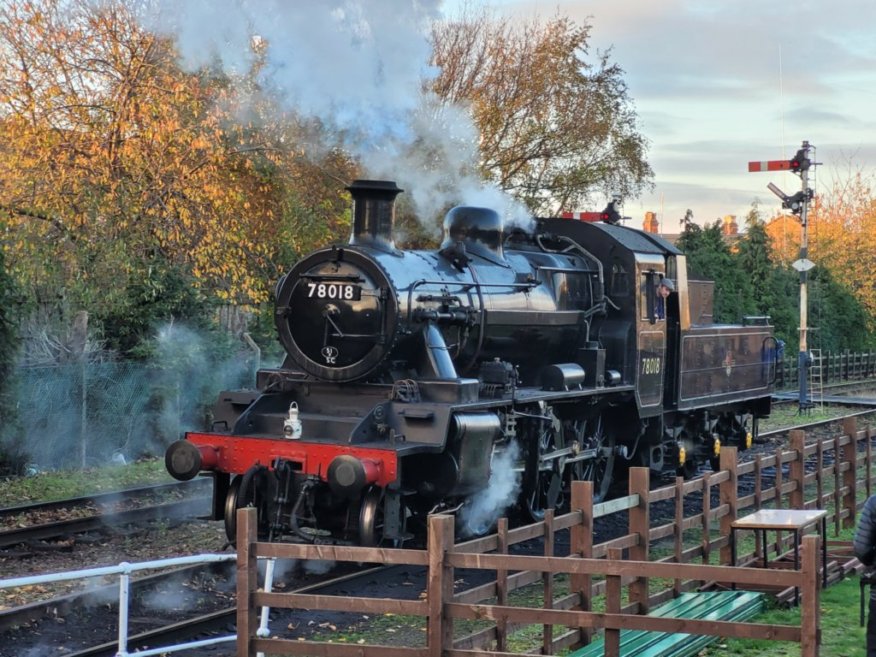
764,214,801,265
807,173,876,318
766,173,876,321
0,0,355,306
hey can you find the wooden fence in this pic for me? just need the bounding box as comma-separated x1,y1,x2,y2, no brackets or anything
781,349,876,388
235,417,874,657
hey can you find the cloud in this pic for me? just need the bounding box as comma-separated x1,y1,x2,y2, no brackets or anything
537,0,876,224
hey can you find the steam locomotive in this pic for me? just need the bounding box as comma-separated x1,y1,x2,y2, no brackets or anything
165,180,776,545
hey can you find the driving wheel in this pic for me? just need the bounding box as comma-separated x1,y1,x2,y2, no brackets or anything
224,465,271,543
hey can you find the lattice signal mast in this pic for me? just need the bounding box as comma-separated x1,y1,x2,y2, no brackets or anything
749,140,816,412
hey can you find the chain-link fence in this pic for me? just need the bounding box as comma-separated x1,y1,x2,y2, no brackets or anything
11,351,257,471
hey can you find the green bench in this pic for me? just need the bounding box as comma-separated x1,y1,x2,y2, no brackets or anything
569,591,764,657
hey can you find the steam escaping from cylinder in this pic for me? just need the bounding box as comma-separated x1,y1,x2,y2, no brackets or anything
458,441,521,538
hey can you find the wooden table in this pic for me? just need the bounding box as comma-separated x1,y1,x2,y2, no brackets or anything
730,508,828,602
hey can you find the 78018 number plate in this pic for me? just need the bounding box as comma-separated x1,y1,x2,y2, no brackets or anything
306,282,362,301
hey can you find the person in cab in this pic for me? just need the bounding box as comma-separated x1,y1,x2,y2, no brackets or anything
655,278,674,320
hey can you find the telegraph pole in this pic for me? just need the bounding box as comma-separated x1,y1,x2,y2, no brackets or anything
748,140,816,412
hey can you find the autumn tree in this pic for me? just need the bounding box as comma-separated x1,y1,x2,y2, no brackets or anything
761,166,876,346
0,0,356,354
0,238,23,467
684,201,874,353
805,170,876,323
764,214,801,265
431,9,653,216
807,267,873,351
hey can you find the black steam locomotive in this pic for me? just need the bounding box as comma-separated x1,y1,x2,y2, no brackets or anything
165,180,776,545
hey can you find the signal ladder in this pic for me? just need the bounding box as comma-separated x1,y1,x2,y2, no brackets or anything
808,349,824,410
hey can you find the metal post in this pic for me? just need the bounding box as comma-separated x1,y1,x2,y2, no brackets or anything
796,141,813,413
256,557,277,657
118,565,131,657
750,140,816,414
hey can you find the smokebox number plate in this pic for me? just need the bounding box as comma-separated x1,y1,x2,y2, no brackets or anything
307,282,362,301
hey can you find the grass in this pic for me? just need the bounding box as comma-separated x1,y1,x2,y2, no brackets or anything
759,403,866,432
302,570,871,656
0,457,172,506
699,576,867,656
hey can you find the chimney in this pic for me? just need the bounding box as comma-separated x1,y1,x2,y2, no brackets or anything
643,211,659,233
722,215,738,236
347,180,403,250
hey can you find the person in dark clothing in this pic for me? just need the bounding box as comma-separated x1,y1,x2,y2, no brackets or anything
855,494,876,656
655,278,674,320
776,339,786,386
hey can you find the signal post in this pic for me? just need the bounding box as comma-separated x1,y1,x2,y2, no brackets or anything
749,140,816,412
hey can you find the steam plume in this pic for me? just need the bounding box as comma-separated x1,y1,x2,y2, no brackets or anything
143,0,533,228
458,441,521,537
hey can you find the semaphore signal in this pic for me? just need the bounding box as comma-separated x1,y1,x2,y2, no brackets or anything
748,146,812,174
749,139,817,413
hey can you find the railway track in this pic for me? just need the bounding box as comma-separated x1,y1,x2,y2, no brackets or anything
0,480,211,549
3,404,876,655
0,479,209,521
1,559,392,657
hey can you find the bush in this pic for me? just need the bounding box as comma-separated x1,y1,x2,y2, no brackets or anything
0,246,26,472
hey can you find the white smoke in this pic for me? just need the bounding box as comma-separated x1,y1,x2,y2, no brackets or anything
148,0,436,136
302,559,335,575
142,0,533,230
458,441,521,538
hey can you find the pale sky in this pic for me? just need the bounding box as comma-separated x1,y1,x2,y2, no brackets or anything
448,0,876,230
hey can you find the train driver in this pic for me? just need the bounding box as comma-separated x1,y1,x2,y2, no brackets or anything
655,278,674,320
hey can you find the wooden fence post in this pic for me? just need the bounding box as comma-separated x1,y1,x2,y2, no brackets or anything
754,456,763,509
542,509,554,654
570,480,594,645
816,440,824,510
790,431,806,510
605,547,622,657
774,447,784,510
628,467,650,614
719,447,739,565
427,514,455,657
800,534,821,657
702,472,712,565
834,435,842,536
673,476,683,596
867,427,873,501
843,417,858,529
236,507,258,657
496,517,508,652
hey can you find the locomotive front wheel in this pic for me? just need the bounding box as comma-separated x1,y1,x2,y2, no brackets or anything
224,465,271,543
358,485,387,547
